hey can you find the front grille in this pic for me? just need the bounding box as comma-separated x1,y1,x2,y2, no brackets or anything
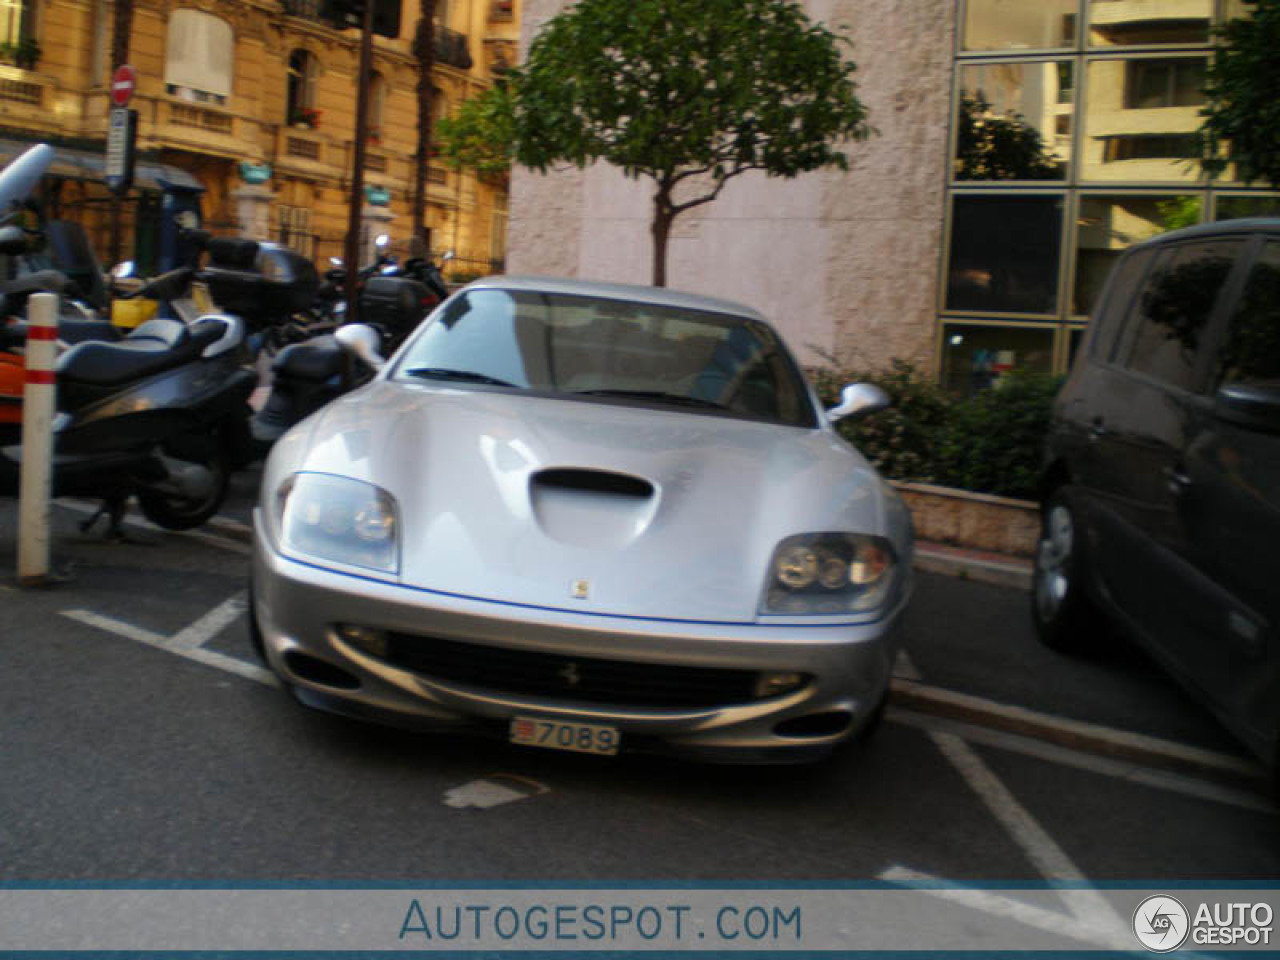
383,633,766,709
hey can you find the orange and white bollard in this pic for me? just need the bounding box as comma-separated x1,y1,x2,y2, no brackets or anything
18,292,57,586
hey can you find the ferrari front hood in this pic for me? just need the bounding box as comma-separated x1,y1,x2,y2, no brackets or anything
281,381,892,622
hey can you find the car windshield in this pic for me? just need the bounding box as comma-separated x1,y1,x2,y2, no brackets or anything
392,288,817,427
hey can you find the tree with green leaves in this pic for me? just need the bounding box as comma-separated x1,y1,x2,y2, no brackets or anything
436,83,517,183
439,0,870,286
1197,0,1280,187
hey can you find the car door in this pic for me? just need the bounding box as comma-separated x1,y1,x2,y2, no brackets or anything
1090,238,1247,677
1178,236,1280,757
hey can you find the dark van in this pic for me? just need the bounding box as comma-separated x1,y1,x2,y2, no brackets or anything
1034,218,1280,768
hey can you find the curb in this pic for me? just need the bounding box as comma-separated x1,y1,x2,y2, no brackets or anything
889,678,1268,791
914,541,1033,591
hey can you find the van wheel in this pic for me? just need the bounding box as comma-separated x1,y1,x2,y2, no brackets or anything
1031,487,1100,653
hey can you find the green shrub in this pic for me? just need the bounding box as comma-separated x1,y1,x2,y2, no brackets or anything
935,368,1061,499
812,358,1060,500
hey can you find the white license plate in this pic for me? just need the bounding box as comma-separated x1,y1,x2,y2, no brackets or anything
510,716,620,756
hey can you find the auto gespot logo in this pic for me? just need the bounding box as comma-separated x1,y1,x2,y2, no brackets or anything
1133,895,1275,952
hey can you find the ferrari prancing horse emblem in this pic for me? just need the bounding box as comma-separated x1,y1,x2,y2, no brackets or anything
571,579,590,600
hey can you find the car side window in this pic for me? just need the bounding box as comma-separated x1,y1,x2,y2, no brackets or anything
1094,247,1156,364
1119,240,1244,393
1215,239,1280,389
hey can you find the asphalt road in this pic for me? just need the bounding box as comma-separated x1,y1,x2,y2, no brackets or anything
1,485,1277,889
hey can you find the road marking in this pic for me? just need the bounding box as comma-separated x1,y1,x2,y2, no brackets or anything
892,708,1276,815
879,865,1126,949
892,677,1264,784
444,775,550,809
61,608,166,648
170,593,249,650
928,729,1128,939
61,600,277,688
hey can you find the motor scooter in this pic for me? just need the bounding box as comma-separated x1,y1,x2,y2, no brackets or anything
0,143,256,533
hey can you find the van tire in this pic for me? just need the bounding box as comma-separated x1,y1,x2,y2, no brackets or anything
1031,487,1101,653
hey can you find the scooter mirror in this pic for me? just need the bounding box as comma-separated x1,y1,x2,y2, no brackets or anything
441,250,456,264
112,260,136,280
335,323,385,370
375,234,391,250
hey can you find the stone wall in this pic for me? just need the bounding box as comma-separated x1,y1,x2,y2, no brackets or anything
894,482,1040,557
507,0,957,372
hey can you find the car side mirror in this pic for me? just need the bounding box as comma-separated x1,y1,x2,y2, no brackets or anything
826,382,890,423
335,323,385,370
1214,382,1280,434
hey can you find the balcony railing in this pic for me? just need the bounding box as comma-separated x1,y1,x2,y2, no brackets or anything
435,28,473,70
282,0,324,18
170,103,234,135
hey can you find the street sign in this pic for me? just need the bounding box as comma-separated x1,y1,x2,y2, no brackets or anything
111,64,137,107
105,106,137,195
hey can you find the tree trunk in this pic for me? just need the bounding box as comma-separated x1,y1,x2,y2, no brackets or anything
412,0,437,247
651,186,674,287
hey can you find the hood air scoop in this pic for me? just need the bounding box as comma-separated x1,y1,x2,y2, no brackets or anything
529,468,659,549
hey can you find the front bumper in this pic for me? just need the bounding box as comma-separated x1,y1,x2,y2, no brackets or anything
252,520,908,763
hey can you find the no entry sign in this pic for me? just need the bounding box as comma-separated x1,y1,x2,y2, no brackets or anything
111,64,136,107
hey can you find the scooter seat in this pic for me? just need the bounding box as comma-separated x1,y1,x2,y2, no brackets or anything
56,319,202,387
272,336,345,383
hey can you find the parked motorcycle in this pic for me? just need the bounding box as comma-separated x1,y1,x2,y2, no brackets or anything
0,143,256,533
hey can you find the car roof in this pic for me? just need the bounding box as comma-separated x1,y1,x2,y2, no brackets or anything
459,274,768,323
1137,216,1280,248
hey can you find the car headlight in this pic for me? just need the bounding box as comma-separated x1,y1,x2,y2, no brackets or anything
761,532,896,615
275,473,399,574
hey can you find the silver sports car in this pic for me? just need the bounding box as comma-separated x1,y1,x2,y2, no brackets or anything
251,277,914,762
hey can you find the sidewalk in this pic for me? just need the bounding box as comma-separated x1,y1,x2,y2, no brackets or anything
914,539,1032,590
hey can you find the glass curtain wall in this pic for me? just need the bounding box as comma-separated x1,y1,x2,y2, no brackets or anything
942,0,1280,395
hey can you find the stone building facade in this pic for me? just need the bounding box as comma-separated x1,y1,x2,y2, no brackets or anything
0,0,519,274
508,0,1280,385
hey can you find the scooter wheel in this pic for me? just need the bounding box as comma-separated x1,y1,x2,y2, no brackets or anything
136,448,230,531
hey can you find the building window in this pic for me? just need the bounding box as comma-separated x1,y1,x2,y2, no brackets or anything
369,70,388,139
287,49,319,126
1088,0,1210,47
942,323,1055,396
963,0,1078,51
940,1,1276,384
277,205,314,258
946,194,1064,316
1074,194,1200,317
1080,57,1206,182
1125,57,1206,109
0,0,34,46
165,10,233,106
954,62,1073,182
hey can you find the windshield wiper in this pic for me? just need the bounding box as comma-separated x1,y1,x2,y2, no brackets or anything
573,389,726,410
403,367,519,388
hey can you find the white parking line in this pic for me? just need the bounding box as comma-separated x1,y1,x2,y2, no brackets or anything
892,708,1276,815
878,865,1126,949
170,593,249,650
892,677,1264,784
61,601,277,688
